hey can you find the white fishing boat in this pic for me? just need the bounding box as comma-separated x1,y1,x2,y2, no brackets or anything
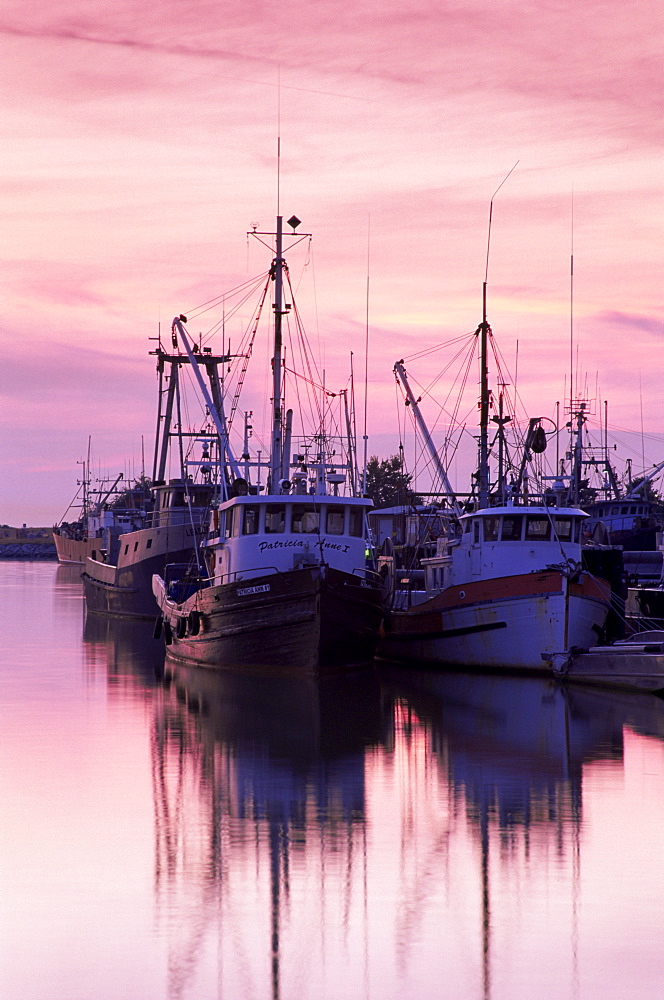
152,215,385,673
377,282,614,672
380,503,612,670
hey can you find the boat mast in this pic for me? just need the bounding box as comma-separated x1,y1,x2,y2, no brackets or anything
569,401,586,507
477,282,491,507
479,162,517,509
270,215,285,493
171,316,241,496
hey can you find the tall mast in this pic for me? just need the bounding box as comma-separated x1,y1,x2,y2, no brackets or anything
478,282,490,507
480,163,517,509
270,215,284,492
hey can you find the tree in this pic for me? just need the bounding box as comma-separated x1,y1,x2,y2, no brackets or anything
575,477,599,509
365,455,419,509
627,475,661,503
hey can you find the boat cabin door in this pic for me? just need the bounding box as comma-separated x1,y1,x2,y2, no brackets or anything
470,518,482,576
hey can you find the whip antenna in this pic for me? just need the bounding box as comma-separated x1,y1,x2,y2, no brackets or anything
485,160,519,284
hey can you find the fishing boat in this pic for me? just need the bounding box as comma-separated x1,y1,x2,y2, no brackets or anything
152,215,385,673
563,399,664,562
82,345,225,619
377,282,614,672
551,632,664,694
83,479,216,619
52,453,151,565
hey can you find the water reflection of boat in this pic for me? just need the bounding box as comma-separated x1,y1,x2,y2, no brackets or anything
139,650,664,1000
54,562,88,589
381,665,664,804
151,664,387,999
82,612,166,685
381,668,610,819
378,665,664,1000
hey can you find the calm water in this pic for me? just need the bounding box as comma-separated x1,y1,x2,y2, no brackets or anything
3,561,664,999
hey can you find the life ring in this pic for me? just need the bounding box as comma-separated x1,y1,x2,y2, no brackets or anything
188,609,201,636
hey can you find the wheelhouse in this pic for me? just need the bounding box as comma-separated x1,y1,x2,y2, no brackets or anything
206,495,375,585
460,507,586,544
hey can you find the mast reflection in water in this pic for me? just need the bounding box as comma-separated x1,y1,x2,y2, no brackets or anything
151,665,386,999
4,563,664,1000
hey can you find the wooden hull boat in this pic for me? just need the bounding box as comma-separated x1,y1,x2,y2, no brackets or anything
154,563,384,674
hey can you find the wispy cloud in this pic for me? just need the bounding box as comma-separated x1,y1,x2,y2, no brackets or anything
1,0,663,523
597,311,664,337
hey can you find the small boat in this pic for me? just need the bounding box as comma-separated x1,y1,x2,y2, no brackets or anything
152,215,385,673
550,632,664,693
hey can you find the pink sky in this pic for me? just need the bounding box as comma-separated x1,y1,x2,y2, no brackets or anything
2,0,663,525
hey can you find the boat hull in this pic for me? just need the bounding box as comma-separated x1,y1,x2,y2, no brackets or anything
378,570,611,672
154,566,385,674
553,640,664,693
83,526,199,619
53,531,103,565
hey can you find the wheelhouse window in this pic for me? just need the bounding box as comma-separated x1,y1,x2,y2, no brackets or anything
224,509,235,538
292,506,320,533
483,517,499,541
326,508,345,535
501,516,523,541
525,517,550,541
553,517,573,541
265,504,286,534
242,505,260,535
349,508,364,537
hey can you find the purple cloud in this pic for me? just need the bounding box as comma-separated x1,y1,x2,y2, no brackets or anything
596,311,664,337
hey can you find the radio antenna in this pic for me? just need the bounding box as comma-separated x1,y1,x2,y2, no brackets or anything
569,189,575,406
485,160,519,284
276,67,281,216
